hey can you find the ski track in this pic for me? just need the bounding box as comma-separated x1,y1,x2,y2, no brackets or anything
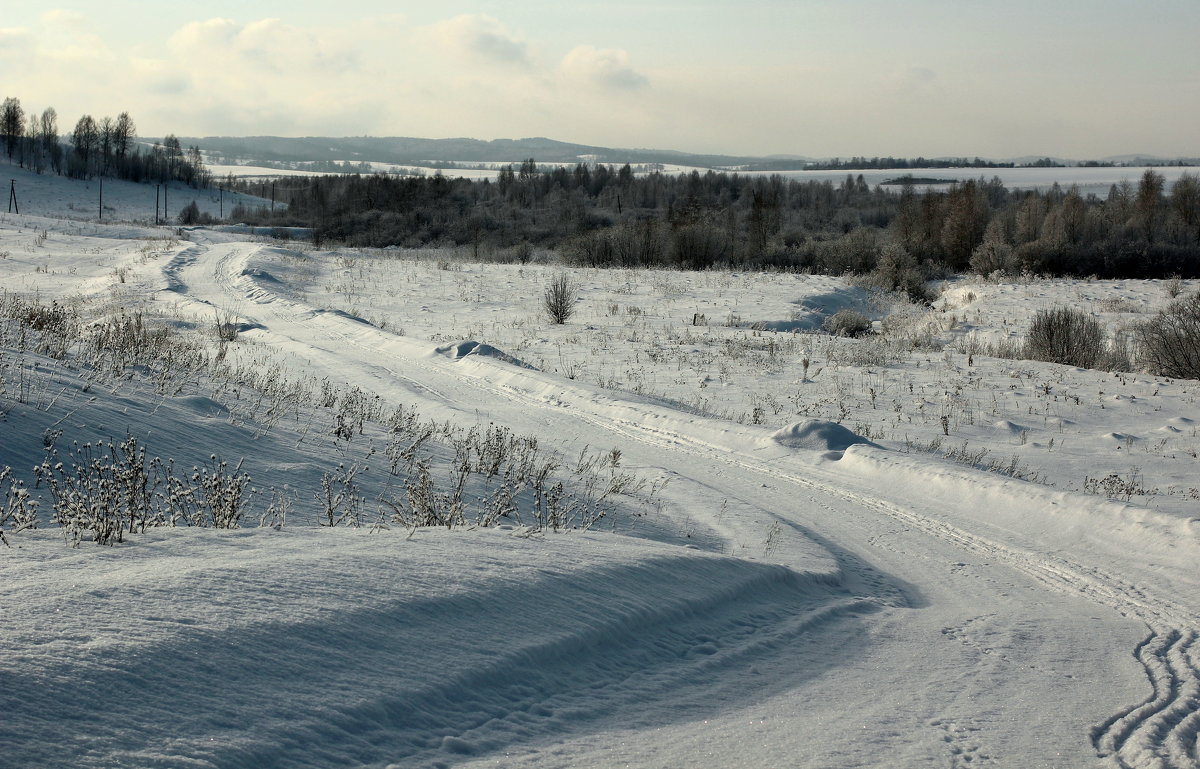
177,236,1200,768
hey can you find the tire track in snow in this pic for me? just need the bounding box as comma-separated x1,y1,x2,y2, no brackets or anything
181,238,1200,768
156,241,896,765
446,338,1200,769
1092,629,1200,769
185,239,466,410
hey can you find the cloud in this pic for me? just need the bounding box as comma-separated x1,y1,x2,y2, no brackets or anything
169,17,239,51
130,57,192,95
892,66,937,92
168,17,360,77
0,27,34,53
31,8,112,63
39,9,87,26
560,46,648,90
904,66,936,84
422,15,531,67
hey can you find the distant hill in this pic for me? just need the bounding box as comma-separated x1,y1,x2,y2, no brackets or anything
175,136,771,170
173,135,1198,173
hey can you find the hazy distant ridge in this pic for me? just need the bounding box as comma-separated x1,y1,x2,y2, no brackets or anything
179,135,767,168
180,136,1198,171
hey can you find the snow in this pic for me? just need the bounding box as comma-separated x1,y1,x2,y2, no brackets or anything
2,166,1199,768
2,163,271,224
769,419,878,455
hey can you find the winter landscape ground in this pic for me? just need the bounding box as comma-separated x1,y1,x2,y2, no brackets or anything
2,165,1199,768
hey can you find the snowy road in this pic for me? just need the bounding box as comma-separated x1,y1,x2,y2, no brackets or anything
151,235,1200,767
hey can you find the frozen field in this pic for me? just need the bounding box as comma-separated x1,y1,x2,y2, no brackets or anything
1,171,1198,768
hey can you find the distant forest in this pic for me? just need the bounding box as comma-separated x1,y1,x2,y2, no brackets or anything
1,96,210,187
229,162,1200,284
5,93,1198,283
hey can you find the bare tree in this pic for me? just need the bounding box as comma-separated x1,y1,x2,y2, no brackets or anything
1,97,24,159
98,116,115,172
71,114,98,172
113,111,136,159
25,112,42,172
40,108,61,172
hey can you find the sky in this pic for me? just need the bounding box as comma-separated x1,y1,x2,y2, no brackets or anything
2,1,1198,159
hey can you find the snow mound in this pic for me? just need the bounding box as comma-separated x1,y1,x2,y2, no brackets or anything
309,307,372,325
435,340,537,369
240,266,285,285
770,420,877,457
994,420,1027,434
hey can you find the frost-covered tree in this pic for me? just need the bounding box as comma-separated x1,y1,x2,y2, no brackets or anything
1135,169,1165,243
1169,172,1199,241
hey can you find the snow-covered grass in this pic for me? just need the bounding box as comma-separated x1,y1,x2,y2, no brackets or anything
295,247,1200,516
2,171,1199,768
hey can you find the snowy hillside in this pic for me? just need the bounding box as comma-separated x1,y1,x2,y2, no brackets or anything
1,171,1198,768
2,162,269,223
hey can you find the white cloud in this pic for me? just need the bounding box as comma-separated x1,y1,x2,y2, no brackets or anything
421,15,532,67
0,27,33,53
560,46,647,90
169,17,359,75
129,57,192,95
39,9,87,26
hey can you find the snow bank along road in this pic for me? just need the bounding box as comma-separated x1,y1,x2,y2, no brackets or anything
7,225,1199,768
171,235,1199,767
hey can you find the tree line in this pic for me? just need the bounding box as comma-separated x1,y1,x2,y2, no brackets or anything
1,96,210,188
229,161,1200,282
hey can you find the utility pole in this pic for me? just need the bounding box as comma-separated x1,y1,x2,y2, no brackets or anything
271,181,275,214
155,184,160,225
99,178,103,220
219,186,224,219
7,180,17,214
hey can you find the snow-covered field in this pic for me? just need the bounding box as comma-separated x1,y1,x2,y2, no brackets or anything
205,161,707,182
2,169,1199,768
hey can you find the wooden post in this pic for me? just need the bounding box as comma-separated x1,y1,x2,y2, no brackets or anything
155,184,160,225
220,186,224,219
99,178,103,220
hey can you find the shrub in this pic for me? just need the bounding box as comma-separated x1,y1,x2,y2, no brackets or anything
544,273,579,324
33,439,253,546
179,201,201,225
178,201,214,225
823,309,872,338
969,237,1016,276
1023,307,1105,369
1135,291,1200,379
866,243,933,304
1,467,39,546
